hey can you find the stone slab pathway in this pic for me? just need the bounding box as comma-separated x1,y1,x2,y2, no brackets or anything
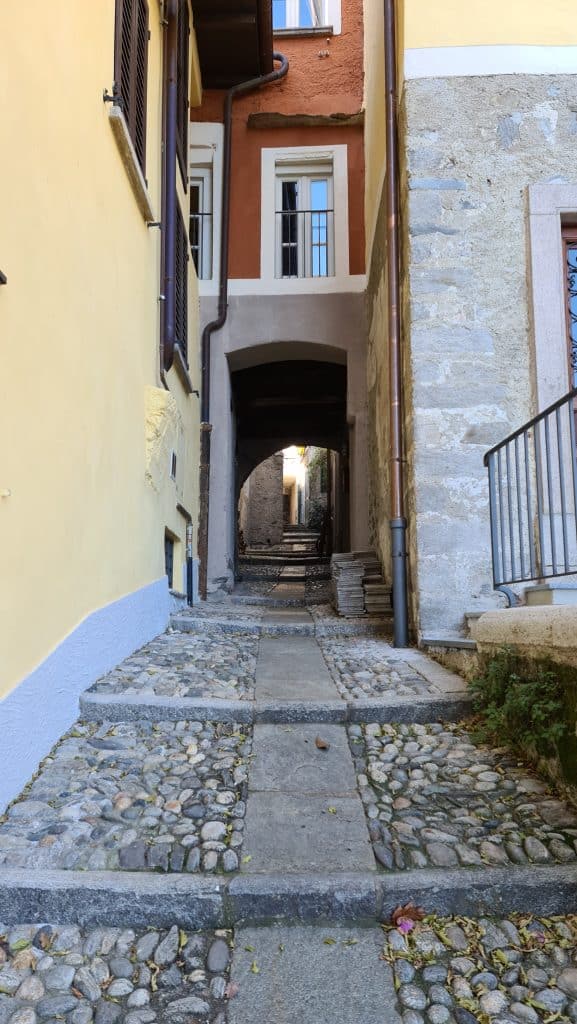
229,925,400,1024
1,571,576,1022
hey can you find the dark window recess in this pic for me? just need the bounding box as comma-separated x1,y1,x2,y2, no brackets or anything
114,0,149,174
175,204,189,364
176,0,190,185
164,533,175,588
171,451,177,479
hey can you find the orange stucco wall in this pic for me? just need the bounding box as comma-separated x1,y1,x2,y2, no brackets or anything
194,0,365,279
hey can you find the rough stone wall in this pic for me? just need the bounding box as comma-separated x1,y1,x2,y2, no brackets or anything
366,183,393,584
239,454,284,547
401,74,577,638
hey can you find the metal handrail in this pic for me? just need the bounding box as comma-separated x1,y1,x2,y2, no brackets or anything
484,387,577,599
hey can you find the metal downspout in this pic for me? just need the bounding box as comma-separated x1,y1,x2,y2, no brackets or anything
161,0,178,374
384,0,409,646
197,52,289,600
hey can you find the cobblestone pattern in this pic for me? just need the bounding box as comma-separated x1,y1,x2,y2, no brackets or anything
311,604,392,637
320,639,435,700
0,722,250,874
89,633,257,702
174,603,264,624
304,579,332,604
0,923,232,1024
384,914,577,1024
349,723,577,872
236,564,282,582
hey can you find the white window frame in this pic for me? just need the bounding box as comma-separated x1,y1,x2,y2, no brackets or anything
273,0,341,35
189,122,223,294
189,169,213,282
528,183,577,411
275,162,335,279
261,144,349,292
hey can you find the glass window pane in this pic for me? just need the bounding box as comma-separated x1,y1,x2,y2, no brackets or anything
282,180,299,211
310,179,328,211
273,0,287,28
298,0,314,27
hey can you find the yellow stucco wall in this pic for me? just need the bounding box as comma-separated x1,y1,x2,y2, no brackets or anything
0,0,201,695
404,0,577,49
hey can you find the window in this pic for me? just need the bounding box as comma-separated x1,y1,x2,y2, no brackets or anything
189,169,213,280
275,162,334,279
114,0,149,174
273,0,331,29
175,205,189,364
562,226,577,389
176,0,190,185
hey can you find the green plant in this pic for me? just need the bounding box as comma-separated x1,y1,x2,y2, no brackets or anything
470,648,568,757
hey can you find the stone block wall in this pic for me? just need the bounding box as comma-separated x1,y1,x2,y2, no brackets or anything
401,74,577,638
239,453,284,548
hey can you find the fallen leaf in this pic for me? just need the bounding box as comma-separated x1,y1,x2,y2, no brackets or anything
315,736,330,750
327,806,337,814
242,855,252,864
391,902,426,927
250,960,260,974
71,987,84,999
278,944,285,952
244,945,255,952
10,939,31,953
342,938,358,946
225,980,240,1000
323,937,336,945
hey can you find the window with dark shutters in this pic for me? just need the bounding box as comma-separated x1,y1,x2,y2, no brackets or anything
176,0,190,185
114,0,149,175
175,205,189,365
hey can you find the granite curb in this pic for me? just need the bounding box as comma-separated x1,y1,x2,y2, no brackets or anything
79,692,473,724
1,864,574,928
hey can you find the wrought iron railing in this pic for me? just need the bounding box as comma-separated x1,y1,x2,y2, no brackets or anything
484,387,577,600
275,208,334,278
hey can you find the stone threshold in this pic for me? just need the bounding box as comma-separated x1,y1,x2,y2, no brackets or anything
172,615,392,638
1,864,575,929
79,691,473,724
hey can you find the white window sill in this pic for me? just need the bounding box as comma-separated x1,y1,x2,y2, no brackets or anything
108,105,155,223
273,25,334,37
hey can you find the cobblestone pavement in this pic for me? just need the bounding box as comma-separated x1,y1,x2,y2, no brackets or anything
311,603,393,637
0,722,250,873
350,722,577,872
89,633,257,702
320,639,437,700
384,914,577,1024
0,923,232,1024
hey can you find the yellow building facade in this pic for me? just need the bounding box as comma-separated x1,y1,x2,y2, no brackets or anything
0,0,202,806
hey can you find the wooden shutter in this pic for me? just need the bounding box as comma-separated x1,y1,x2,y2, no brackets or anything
176,0,190,184
114,0,149,174
175,205,189,364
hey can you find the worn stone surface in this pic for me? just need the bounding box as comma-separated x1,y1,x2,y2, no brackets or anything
351,721,577,872
0,721,250,873
384,914,577,1023
0,923,232,1024
230,925,401,1023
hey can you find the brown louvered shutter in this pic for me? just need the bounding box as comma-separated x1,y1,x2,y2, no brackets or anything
175,205,189,364
114,0,149,175
176,0,190,184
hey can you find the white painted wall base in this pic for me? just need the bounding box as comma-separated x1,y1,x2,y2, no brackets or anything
0,577,170,812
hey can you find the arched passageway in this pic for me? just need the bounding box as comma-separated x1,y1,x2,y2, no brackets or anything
205,338,368,592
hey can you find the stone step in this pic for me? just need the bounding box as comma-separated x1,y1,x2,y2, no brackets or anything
79,691,473,725
170,613,393,638
0,863,575,929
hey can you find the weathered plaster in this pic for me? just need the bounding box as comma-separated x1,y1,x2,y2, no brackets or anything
144,386,184,495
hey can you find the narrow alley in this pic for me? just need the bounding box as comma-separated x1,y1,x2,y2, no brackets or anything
0,551,576,1023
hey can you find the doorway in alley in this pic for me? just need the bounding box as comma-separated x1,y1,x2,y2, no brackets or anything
231,358,350,574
